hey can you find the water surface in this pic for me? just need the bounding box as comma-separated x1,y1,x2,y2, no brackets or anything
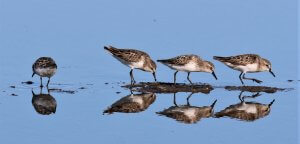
0,0,298,144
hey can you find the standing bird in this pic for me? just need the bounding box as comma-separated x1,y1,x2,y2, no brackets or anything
32,89,57,115
156,93,217,124
157,54,217,84
104,46,157,85
103,93,156,114
213,54,275,85
214,91,275,121
32,57,57,88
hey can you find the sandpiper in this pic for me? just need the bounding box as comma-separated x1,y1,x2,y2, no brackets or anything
157,54,217,84
104,46,157,85
156,93,217,124
213,54,275,85
32,57,57,87
214,91,275,121
32,89,57,115
103,93,156,114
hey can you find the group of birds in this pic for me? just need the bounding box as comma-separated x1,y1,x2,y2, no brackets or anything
32,45,276,87
31,88,274,124
103,91,274,124
29,46,276,123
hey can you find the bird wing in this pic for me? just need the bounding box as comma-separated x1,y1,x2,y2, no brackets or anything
158,55,196,66
214,54,260,66
107,48,148,63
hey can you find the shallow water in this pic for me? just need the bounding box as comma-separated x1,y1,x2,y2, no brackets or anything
0,0,298,144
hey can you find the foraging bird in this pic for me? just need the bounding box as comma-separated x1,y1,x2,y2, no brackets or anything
32,89,57,115
156,93,217,124
104,46,157,85
103,93,156,114
32,57,57,87
214,91,275,121
213,54,275,85
157,54,217,84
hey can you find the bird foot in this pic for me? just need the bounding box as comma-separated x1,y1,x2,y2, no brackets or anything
252,79,262,84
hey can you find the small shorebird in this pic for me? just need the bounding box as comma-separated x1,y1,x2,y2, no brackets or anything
103,93,156,114
157,55,217,84
214,91,275,121
32,57,57,87
156,93,217,124
104,46,157,85
32,89,57,115
213,54,275,85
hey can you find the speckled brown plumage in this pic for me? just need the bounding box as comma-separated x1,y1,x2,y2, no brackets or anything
104,46,150,63
214,101,273,121
157,55,201,66
32,57,57,70
103,93,156,114
213,54,262,66
32,90,57,115
104,45,157,84
157,105,214,124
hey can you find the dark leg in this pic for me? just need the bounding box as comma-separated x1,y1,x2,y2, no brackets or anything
242,92,261,100
242,73,262,84
40,77,43,88
239,72,244,85
47,86,50,94
130,69,136,85
173,93,178,106
173,71,178,84
187,72,193,84
186,93,194,106
46,78,50,87
238,91,244,102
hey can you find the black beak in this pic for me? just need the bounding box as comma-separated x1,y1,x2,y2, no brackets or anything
152,72,157,82
269,69,275,77
210,99,217,108
212,71,218,80
31,89,35,96
32,73,35,77
268,99,275,107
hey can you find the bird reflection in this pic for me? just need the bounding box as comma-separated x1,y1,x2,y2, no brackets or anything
157,93,217,124
32,88,57,115
214,91,275,121
103,92,156,114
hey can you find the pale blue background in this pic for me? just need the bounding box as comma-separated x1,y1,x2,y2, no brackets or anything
0,0,298,144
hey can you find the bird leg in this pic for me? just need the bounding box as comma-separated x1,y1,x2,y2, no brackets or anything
40,77,43,88
242,92,262,100
130,69,136,85
173,93,178,106
239,72,244,85
186,93,194,106
173,71,178,84
242,73,262,84
187,72,193,84
47,78,50,87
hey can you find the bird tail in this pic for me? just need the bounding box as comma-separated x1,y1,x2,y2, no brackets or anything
104,45,118,54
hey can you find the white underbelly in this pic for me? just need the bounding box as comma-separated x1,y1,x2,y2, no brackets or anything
226,63,258,72
237,104,257,114
129,60,144,69
130,95,144,105
113,55,144,69
166,62,199,72
35,68,56,77
183,108,197,118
